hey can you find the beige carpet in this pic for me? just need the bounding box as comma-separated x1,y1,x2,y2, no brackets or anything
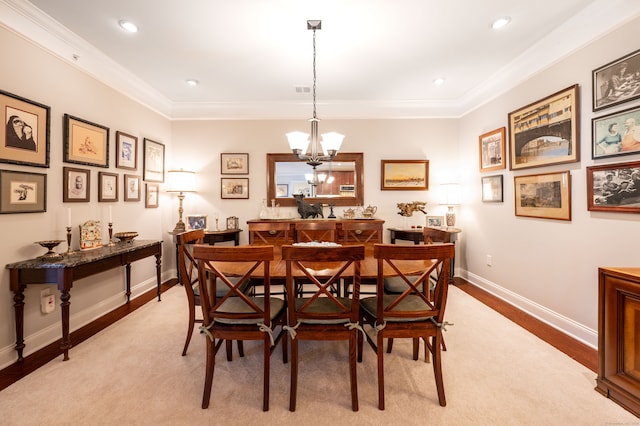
0,285,636,425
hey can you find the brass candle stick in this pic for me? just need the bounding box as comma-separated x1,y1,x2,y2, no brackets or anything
108,222,115,246
66,226,75,254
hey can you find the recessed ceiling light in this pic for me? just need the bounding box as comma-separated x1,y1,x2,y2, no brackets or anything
491,17,511,30
185,79,199,86
433,77,446,86
118,20,138,33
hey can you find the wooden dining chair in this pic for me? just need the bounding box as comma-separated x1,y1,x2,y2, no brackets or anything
293,221,337,243
282,244,365,412
358,243,454,410
193,244,288,411
176,230,243,359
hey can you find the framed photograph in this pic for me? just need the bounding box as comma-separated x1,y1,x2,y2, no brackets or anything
145,183,159,208
98,172,118,202
381,160,429,190
226,216,239,230
0,90,50,168
0,170,46,213
587,160,640,214
592,48,640,112
143,138,165,182
514,171,571,221
124,174,141,202
221,153,249,174
63,114,109,168
426,216,444,228
276,183,288,197
482,174,504,203
508,85,580,170
479,127,506,172
116,131,137,170
592,104,640,159
186,214,208,230
221,177,249,199
63,166,90,202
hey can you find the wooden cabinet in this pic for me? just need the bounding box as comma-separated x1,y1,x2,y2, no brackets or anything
596,267,640,417
247,219,384,245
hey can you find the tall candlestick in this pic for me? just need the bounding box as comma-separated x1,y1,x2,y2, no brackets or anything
67,208,71,227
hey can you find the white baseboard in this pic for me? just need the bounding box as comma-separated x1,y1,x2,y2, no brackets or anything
460,270,597,349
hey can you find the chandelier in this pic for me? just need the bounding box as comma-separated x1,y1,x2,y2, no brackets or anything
287,20,344,168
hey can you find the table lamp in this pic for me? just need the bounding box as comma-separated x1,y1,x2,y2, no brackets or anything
167,169,196,233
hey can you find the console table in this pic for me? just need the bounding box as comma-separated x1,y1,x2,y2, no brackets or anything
6,240,162,362
204,228,242,245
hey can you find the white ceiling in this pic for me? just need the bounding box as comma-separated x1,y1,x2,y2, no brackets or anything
3,0,640,119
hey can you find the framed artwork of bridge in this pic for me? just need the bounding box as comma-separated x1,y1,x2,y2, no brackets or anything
508,84,580,171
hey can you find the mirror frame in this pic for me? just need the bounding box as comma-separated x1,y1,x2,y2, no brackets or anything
267,152,364,207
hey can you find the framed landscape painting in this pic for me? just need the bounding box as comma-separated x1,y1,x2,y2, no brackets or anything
0,90,50,168
587,160,640,214
381,160,429,190
508,85,579,170
63,114,109,168
479,127,506,172
514,171,571,221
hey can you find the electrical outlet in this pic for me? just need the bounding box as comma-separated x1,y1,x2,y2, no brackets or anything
486,255,492,267
40,289,55,314
40,288,50,299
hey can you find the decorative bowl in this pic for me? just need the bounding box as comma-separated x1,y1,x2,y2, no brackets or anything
35,240,64,260
114,232,138,243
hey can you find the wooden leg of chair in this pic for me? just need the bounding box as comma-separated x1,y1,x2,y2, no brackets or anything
182,309,195,356
357,325,364,362
282,328,289,364
412,337,420,360
225,339,233,362
201,339,215,409
263,336,270,411
377,332,385,410
237,340,244,358
432,333,446,407
441,335,447,352
289,335,299,411
349,333,359,411
386,337,394,354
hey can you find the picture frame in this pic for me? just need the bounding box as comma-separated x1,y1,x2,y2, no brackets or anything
0,170,46,213
479,127,506,172
221,177,249,199
592,48,640,112
98,172,118,202
124,174,141,202
276,183,288,197
226,216,239,230
591,104,640,159
481,174,504,203
145,183,159,208
426,216,444,228
186,214,208,230
0,89,50,168
221,153,249,174
116,131,138,170
381,160,429,190
508,85,580,170
63,166,90,202
143,138,165,182
63,114,109,168
514,171,571,221
586,160,640,214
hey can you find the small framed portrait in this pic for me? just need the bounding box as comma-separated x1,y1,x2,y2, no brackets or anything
592,48,640,111
221,153,249,174
116,131,138,170
226,216,239,230
63,114,109,168
221,178,249,199
0,170,47,213
426,216,444,228
186,214,208,230
145,183,159,208
514,171,571,221
98,172,118,202
63,167,90,202
276,183,288,197
124,174,141,202
479,127,506,172
381,160,429,190
591,105,640,159
481,174,504,203
143,138,165,182
0,89,50,168
587,160,640,214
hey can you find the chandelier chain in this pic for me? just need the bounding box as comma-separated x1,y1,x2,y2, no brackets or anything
312,27,317,120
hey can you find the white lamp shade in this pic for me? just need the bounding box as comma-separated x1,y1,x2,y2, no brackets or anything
286,131,310,153
440,183,460,205
320,132,344,154
167,169,196,193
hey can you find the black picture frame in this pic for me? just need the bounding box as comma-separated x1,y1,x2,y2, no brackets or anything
592,48,640,112
143,138,165,182
98,172,118,202
63,114,109,168
591,104,640,159
481,174,504,203
0,169,47,213
63,166,90,202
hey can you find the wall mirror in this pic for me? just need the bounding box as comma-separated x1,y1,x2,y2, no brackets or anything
266,152,364,207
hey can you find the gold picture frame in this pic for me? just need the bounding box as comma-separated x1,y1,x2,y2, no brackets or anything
0,90,50,168
514,171,571,221
479,127,506,172
381,160,429,190
63,114,109,168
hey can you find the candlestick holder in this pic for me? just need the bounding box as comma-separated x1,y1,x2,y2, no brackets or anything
108,222,115,246
65,227,75,254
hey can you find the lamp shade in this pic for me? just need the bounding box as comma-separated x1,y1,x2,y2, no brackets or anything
320,132,344,154
440,183,460,206
167,169,196,193
286,131,310,153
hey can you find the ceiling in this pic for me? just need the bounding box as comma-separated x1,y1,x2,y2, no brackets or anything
3,0,639,119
